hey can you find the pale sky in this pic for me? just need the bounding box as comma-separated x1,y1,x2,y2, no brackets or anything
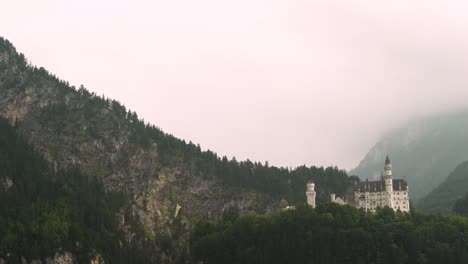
2,0,468,169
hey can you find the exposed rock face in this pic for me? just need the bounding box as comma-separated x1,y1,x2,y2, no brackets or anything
89,253,105,264
11,252,75,264
0,37,280,249
45,252,75,264
0,176,13,191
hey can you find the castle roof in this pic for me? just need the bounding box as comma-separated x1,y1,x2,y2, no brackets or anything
385,154,391,165
355,179,408,192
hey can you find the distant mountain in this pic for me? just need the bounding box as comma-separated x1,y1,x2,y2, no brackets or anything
453,193,468,217
349,111,468,202
0,37,354,262
418,161,468,214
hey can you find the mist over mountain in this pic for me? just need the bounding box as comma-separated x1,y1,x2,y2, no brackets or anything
2,0,468,262
419,160,468,214
350,110,468,202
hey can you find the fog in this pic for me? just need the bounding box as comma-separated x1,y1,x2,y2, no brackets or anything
2,0,468,169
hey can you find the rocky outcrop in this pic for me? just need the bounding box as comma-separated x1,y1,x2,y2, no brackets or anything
0,37,280,254
0,176,13,191
89,253,104,264
7,252,76,264
45,252,75,264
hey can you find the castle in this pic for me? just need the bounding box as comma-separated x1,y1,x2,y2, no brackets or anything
306,155,410,213
306,181,316,208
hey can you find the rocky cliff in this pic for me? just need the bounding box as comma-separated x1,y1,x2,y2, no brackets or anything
0,37,280,260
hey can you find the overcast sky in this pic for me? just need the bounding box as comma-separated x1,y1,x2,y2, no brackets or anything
2,0,468,169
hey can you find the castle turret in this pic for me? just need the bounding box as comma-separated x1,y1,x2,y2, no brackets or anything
384,154,393,207
306,181,316,208
384,154,392,178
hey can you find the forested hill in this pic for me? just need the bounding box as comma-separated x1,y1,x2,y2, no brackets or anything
454,194,468,217
350,110,468,202
190,204,468,264
0,36,355,262
419,161,468,214
0,117,156,263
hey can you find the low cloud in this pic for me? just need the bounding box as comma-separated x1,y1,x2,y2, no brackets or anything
2,0,468,169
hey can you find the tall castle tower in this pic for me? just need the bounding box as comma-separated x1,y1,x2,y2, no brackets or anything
353,154,410,212
384,154,394,207
306,181,316,208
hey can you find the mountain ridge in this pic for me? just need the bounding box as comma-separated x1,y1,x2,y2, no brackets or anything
349,110,468,202
0,36,354,262
0,36,280,261
419,160,468,214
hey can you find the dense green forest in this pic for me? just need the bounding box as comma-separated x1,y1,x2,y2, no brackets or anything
2,36,468,264
0,117,158,263
190,204,468,264
419,161,468,214
1,36,356,262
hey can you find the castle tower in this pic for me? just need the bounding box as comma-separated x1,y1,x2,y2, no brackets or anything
306,181,316,208
384,154,393,207
384,154,392,178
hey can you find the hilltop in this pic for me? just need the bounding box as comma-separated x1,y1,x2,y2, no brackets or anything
0,37,354,262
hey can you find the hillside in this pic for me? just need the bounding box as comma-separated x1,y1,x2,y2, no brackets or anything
0,117,157,263
350,111,468,201
191,204,468,264
418,161,468,214
0,37,355,261
453,194,468,217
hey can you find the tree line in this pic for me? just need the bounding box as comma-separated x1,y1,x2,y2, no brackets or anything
0,118,157,263
190,203,468,264
2,35,357,207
